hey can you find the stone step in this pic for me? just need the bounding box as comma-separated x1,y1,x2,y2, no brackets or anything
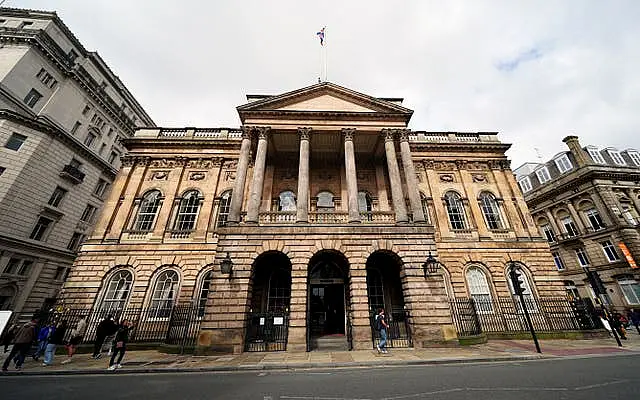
312,335,349,351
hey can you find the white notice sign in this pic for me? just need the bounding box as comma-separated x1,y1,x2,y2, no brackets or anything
273,317,284,325
259,317,265,326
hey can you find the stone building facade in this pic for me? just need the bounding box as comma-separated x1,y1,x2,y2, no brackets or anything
514,136,640,311
0,8,154,315
61,82,564,353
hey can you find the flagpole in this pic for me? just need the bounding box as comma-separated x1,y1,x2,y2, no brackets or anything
324,27,328,81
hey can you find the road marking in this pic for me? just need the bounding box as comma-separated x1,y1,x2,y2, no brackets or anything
280,396,371,400
574,380,630,390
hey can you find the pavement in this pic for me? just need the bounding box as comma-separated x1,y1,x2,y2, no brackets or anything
2,332,640,376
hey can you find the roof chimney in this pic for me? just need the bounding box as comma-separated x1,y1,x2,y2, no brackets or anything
562,135,591,168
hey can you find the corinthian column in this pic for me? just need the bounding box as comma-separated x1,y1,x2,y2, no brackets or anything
398,129,425,223
296,127,312,223
227,127,252,224
382,129,408,223
342,128,361,223
245,127,270,223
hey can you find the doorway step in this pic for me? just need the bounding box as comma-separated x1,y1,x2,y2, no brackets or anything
312,335,349,351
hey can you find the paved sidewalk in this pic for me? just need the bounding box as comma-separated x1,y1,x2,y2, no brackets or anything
2,334,639,376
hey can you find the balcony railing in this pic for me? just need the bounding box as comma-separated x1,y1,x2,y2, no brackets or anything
60,164,85,184
168,230,193,239
123,230,152,240
255,211,400,224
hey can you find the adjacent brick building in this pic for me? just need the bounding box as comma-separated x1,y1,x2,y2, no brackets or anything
61,82,565,353
0,8,153,315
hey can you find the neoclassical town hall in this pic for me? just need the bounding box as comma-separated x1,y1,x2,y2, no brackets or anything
61,83,565,353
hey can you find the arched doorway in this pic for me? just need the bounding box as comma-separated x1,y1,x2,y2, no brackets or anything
245,251,292,352
307,250,349,351
366,251,411,348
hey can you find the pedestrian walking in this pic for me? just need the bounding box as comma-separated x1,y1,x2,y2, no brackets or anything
629,309,640,334
61,315,87,364
107,319,134,370
1,323,18,353
2,316,38,371
92,315,117,359
611,312,627,340
375,308,389,354
32,322,55,361
43,320,67,366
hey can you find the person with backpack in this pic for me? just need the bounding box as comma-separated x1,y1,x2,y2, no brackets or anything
2,316,38,371
375,308,389,354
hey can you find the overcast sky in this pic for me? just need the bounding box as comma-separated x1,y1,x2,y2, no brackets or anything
12,0,640,167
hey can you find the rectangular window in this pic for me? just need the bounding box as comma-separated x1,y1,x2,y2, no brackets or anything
552,252,565,271
17,260,33,276
575,248,590,267
601,240,620,262
554,154,573,173
0,166,5,176
4,133,27,151
36,68,57,89
3,258,21,274
99,143,106,155
518,177,532,193
107,128,114,137
535,167,551,184
541,224,556,243
100,81,108,91
588,148,606,164
23,88,42,108
54,266,66,281
70,121,81,135
608,150,626,166
82,105,91,116
108,151,119,164
84,132,96,147
69,158,82,168
47,186,67,207
67,232,84,251
68,49,79,62
628,151,640,167
93,178,108,197
585,209,606,231
618,278,640,304
80,204,97,223
30,216,53,240
562,217,579,237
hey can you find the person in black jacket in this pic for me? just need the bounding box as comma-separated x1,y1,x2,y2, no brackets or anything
107,319,134,370
92,315,117,359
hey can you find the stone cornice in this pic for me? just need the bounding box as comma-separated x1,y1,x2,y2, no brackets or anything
0,232,76,263
0,109,117,177
410,141,512,153
124,137,243,152
239,109,411,122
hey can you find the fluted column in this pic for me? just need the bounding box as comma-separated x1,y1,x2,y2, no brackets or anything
342,128,361,223
398,130,426,223
227,127,252,224
296,127,312,223
382,129,408,224
565,200,586,233
246,127,270,223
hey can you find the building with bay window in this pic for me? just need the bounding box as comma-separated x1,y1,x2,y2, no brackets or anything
514,136,640,311
61,82,566,353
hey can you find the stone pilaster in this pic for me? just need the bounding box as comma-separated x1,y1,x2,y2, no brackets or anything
228,127,252,224
246,127,270,223
382,129,408,224
342,128,361,223
398,130,425,223
296,128,312,223
375,164,390,211
287,263,308,351
348,264,372,350
105,158,150,241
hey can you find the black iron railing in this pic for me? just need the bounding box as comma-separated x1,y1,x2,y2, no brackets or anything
449,297,602,337
244,312,289,352
370,311,412,349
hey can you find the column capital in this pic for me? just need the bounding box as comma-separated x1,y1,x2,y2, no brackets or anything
381,128,395,142
297,127,312,141
255,126,270,140
397,129,411,142
241,126,253,140
342,128,356,141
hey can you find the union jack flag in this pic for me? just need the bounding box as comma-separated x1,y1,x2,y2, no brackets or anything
316,27,325,46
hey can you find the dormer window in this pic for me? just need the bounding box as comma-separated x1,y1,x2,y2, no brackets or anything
627,151,640,167
535,167,551,184
587,148,606,164
554,154,573,174
518,177,532,193
608,150,626,166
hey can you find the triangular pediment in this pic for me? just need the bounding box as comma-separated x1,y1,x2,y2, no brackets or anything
237,82,413,117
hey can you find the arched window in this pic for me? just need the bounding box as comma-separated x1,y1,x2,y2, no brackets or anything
357,191,372,212
216,190,232,227
100,270,133,312
465,267,493,313
173,190,201,231
420,192,430,223
278,191,296,211
133,190,162,231
267,269,291,312
317,191,335,212
444,191,467,230
197,270,213,317
150,270,179,318
479,192,503,230
366,269,385,312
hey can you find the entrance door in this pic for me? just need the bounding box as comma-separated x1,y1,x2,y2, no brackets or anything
309,283,345,337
